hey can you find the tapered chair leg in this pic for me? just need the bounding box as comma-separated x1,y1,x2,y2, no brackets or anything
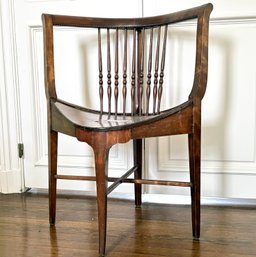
49,130,58,225
133,139,142,207
94,147,110,257
188,132,201,239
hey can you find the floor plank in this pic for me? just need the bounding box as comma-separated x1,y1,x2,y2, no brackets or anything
0,191,256,257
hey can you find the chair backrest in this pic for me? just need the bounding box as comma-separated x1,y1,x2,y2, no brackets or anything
42,3,213,118
97,25,168,117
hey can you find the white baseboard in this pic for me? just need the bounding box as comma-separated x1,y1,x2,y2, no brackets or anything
109,192,256,206
0,170,25,194
27,188,256,206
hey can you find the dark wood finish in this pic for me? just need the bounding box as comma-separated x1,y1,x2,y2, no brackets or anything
157,25,168,114
122,29,128,116
98,28,103,115
42,4,213,256
134,139,142,207
54,173,192,187
153,27,161,115
131,29,136,115
107,29,111,116
146,28,153,115
1,191,256,257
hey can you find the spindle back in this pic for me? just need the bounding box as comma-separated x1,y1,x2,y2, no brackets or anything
98,25,168,117
43,5,212,119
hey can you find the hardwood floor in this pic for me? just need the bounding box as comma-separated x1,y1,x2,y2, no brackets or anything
0,191,255,257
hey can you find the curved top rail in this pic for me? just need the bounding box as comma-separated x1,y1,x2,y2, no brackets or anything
42,3,213,29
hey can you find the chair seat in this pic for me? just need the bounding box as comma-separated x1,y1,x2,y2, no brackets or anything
52,99,193,133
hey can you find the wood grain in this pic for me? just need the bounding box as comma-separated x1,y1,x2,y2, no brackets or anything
0,191,256,257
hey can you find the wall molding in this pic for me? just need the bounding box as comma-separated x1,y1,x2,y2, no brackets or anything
26,0,77,2
211,17,256,26
157,20,256,179
28,25,133,170
0,0,25,193
174,17,256,28
34,143,132,170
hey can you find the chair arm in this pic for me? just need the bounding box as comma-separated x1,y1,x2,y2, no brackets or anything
188,3,213,101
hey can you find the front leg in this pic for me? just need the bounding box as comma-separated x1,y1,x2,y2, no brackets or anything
94,147,110,257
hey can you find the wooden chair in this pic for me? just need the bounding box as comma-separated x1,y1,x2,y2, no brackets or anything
42,3,213,256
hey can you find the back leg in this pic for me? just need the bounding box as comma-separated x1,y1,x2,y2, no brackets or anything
188,132,201,239
133,139,142,207
48,130,58,225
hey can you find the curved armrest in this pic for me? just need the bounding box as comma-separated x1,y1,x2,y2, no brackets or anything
188,4,213,101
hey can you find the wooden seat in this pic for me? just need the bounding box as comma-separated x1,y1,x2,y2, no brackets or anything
42,3,213,256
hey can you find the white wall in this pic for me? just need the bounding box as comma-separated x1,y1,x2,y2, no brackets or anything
144,0,256,199
1,0,256,200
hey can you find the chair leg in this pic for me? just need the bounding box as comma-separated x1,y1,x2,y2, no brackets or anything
94,148,110,257
49,130,58,225
188,132,201,239
133,139,142,207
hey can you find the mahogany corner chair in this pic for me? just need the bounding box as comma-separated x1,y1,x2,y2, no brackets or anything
42,3,213,256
